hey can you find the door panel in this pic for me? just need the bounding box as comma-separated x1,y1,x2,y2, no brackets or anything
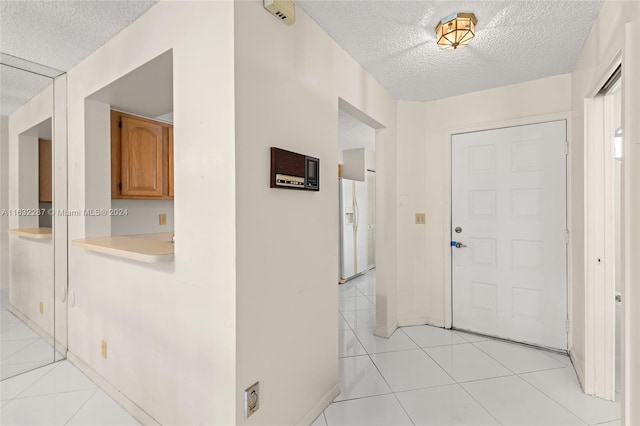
121,116,164,197
452,121,567,350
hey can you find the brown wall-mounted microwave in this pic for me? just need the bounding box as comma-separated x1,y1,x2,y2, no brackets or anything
270,147,319,191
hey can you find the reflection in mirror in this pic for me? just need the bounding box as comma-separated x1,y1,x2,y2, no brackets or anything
1,59,60,379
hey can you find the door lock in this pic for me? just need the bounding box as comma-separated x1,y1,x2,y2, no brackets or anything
455,227,462,233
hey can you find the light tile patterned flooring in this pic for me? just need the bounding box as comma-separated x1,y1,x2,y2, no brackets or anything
0,288,62,381
313,270,622,426
1,360,140,425
1,288,139,426
1,271,623,425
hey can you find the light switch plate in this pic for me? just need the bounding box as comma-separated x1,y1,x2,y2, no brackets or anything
415,213,426,224
159,214,167,226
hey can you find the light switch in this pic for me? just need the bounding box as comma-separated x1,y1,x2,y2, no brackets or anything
159,214,167,226
415,213,426,225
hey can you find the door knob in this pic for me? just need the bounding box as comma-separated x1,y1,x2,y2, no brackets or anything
455,242,467,248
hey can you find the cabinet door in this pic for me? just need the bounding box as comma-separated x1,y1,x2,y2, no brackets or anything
111,111,122,198
121,116,164,197
167,126,174,198
38,139,52,202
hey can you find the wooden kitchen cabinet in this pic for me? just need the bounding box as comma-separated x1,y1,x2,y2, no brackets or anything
38,138,52,202
111,111,174,200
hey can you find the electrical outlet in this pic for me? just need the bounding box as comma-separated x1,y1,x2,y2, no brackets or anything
415,213,426,224
159,214,167,226
244,382,259,418
101,340,107,358
39,301,43,314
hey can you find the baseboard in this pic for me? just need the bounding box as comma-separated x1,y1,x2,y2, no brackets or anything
66,352,159,426
375,320,398,338
397,317,428,327
296,383,340,426
397,317,446,328
571,350,586,392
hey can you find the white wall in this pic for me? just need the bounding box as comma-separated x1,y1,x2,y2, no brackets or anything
65,2,236,425
111,199,174,236
569,2,640,413
234,1,397,424
396,75,571,328
0,116,8,289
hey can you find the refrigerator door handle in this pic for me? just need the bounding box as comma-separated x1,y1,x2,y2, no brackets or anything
353,194,359,232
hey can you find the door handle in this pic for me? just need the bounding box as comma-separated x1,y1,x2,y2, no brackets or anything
451,241,467,248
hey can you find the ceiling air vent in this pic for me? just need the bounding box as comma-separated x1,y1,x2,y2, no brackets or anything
264,0,295,26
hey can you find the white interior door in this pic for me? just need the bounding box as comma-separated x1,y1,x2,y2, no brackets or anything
452,121,567,350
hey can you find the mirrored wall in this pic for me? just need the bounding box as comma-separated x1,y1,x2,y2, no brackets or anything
0,54,66,379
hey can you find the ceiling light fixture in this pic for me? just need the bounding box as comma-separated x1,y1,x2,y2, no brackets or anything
436,13,477,50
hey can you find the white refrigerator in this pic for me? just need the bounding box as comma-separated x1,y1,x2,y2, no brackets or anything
339,178,368,283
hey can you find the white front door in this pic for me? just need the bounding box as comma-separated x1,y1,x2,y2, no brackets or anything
452,121,567,350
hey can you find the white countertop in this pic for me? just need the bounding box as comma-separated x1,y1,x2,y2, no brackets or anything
72,232,174,263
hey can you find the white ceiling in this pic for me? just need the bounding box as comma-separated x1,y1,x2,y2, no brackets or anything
1,0,604,114
0,1,157,72
0,0,157,116
0,64,53,116
339,110,375,152
298,0,604,101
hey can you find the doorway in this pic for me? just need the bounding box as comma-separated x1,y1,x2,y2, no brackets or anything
338,110,376,282
583,65,622,401
451,121,568,350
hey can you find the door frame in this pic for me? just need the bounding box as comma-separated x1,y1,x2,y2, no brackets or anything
443,112,572,339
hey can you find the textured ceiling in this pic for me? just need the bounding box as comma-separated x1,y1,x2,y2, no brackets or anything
0,64,53,116
298,0,604,101
339,110,375,152
0,0,157,71
0,0,157,116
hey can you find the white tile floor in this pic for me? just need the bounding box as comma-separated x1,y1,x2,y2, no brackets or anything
1,360,140,425
1,287,139,426
1,289,61,381
315,270,622,426
1,270,623,425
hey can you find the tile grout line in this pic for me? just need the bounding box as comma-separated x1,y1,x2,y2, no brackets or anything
469,340,519,376
9,359,65,402
514,374,589,425
397,326,504,425
1,337,45,362
13,385,100,401
362,349,416,426
398,327,458,385
456,378,504,425
518,371,620,425
63,387,100,426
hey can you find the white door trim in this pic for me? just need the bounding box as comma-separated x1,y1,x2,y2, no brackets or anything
444,112,572,333
622,21,640,425
584,94,617,400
